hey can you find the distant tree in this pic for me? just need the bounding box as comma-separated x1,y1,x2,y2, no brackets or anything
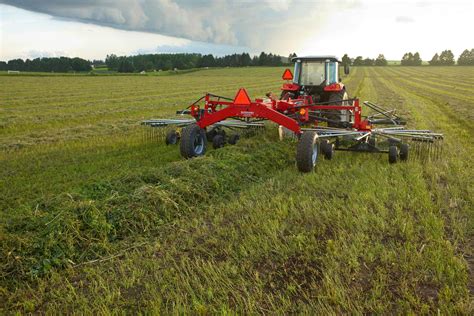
106,54,120,70
162,60,173,71
200,54,215,67
429,53,440,66
287,53,297,64
7,59,25,71
363,58,374,66
353,56,364,66
117,57,134,73
241,53,252,66
439,50,455,65
401,52,413,66
258,52,268,66
413,52,422,66
342,54,352,66
375,54,388,66
71,57,92,71
251,55,259,66
457,49,474,65
0,61,7,71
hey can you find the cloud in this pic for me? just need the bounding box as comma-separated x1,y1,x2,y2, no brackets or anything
395,16,415,23
0,0,356,50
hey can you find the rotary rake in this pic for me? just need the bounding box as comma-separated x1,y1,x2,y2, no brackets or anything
142,58,443,173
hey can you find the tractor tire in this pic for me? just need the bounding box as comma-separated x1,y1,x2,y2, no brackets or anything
228,134,240,145
400,143,409,161
388,145,398,164
296,132,319,173
180,124,207,159
327,90,349,127
165,130,179,145
321,139,334,160
212,135,225,149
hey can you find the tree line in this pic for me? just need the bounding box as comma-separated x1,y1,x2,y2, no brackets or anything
2,49,473,72
0,57,92,72
106,52,289,72
341,49,474,66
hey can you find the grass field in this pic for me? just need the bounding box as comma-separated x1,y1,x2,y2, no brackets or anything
1,66,473,313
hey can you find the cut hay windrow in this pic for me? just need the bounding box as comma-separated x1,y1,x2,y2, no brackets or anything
0,133,293,282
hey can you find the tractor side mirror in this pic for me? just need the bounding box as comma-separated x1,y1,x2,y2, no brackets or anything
344,64,350,75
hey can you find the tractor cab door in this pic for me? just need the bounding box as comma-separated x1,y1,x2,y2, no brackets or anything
326,61,338,84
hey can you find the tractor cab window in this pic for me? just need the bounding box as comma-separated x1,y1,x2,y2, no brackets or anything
299,61,325,86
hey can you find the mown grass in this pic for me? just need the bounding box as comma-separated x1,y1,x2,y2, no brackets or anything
1,66,473,313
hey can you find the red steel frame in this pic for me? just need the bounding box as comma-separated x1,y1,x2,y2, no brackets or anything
190,88,371,134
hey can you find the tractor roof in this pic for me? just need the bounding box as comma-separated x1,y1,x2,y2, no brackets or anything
291,55,340,63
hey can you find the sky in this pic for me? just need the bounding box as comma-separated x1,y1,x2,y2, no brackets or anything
0,0,473,61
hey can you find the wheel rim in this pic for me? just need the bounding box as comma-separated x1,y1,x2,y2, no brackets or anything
194,133,204,154
311,143,318,166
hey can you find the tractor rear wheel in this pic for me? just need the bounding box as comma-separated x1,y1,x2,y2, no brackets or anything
180,124,207,158
327,90,349,127
165,130,179,145
388,145,398,164
296,132,319,172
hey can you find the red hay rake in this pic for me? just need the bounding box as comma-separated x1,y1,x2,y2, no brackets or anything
143,63,443,172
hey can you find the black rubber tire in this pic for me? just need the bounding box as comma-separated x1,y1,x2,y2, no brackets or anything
320,139,333,160
228,134,240,145
324,141,334,160
216,129,226,138
212,135,225,149
327,90,349,127
165,130,178,145
400,143,409,161
180,124,207,159
296,132,319,173
368,136,376,148
206,129,217,142
388,145,398,164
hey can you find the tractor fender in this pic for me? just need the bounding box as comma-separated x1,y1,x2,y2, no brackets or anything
281,83,300,91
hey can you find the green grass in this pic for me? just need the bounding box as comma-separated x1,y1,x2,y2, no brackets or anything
0,67,473,313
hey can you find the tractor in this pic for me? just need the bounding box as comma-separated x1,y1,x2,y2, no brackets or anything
281,56,351,127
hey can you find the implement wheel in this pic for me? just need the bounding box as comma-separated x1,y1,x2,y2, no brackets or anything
228,134,240,145
165,130,179,145
296,132,319,173
212,134,225,149
388,145,398,164
400,143,409,161
321,139,334,160
180,124,207,158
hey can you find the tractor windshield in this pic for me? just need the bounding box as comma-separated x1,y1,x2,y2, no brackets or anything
300,61,325,86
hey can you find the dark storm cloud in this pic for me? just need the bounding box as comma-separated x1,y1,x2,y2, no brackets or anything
0,0,360,48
